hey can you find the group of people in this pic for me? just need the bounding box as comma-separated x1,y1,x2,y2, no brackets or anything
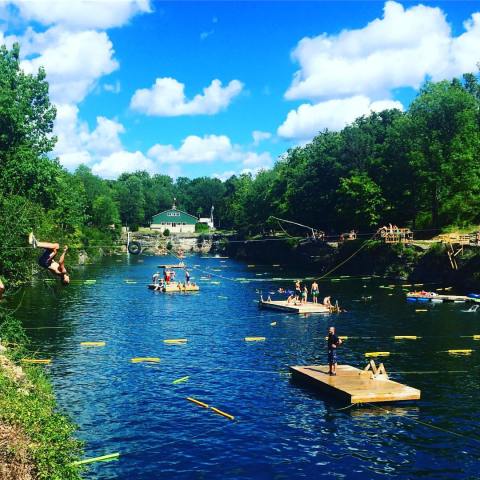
151,266,191,291
286,280,332,307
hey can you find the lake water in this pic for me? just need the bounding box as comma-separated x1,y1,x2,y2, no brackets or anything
14,255,480,479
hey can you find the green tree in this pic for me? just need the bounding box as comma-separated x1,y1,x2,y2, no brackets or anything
92,195,120,228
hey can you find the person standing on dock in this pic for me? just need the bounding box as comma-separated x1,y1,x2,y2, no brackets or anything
327,326,342,376
311,281,319,304
295,280,301,302
302,286,308,304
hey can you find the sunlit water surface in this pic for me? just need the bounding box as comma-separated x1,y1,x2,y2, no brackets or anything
14,255,480,479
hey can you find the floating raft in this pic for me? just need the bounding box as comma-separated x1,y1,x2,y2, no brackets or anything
148,282,199,292
290,365,421,404
259,299,330,314
406,292,472,303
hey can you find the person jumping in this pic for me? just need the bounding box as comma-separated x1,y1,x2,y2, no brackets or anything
29,233,70,285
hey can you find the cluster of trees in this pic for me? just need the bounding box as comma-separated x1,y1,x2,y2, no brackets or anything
1,41,480,284
225,74,480,235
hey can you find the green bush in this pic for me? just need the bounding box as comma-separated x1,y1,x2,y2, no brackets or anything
195,222,210,233
163,228,170,237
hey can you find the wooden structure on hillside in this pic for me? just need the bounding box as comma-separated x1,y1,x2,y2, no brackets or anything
377,225,413,244
435,232,480,269
290,361,421,404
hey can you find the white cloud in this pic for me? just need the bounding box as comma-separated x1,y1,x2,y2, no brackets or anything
20,26,118,104
54,104,125,169
130,78,243,116
200,30,214,40
285,1,480,101
104,80,121,93
147,134,273,171
92,150,157,179
5,0,151,30
278,95,403,140
252,130,272,146
213,170,236,181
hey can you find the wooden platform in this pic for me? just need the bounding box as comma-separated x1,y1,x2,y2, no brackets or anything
148,282,199,292
259,299,330,314
290,364,421,404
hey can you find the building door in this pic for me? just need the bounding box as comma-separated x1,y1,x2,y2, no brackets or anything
172,223,176,228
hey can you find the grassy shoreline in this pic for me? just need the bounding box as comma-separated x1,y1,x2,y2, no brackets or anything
0,311,83,480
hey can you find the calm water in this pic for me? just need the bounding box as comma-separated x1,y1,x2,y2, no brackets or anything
13,255,480,479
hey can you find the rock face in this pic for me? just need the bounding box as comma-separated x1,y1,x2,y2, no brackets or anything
123,232,213,255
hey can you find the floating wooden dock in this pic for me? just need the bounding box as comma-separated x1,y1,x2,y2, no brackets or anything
148,282,199,292
290,364,421,404
407,293,472,303
259,299,330,314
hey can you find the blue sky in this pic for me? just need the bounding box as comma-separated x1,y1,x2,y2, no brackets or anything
1,1,479,179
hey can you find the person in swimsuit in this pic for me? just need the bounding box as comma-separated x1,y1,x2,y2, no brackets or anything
302,286,308,304
152,272,160,285
295,280,301,302
185,269,190,285
311,281,319,304
29,233,70,285
0,278,5,301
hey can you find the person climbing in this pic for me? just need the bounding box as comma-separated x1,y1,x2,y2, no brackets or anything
152,272,160,285
28,233,70,285
323,295,332,309
185,269,190,285
311,281,319,304
327,326,342,376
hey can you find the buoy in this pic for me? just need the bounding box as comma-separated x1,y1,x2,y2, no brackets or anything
245,337,266,342
473,335,480,340
163,339,187,344
394,336,418,340
80,341,106,347
186,397,209,408
272,264,280,267
71,452,120,466
218,295,228,299
270,322,277,326
211,281,221,285
210,407,235,420
415,309,428,312
172,376,189,384
131,357,160,363
447,349,473,355
21,359,52,364
365,352,390,357
247,265,255,267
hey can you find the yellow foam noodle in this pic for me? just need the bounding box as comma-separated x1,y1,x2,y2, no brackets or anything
245,337,266,342
415,309,428,312
172,376,189,384
21,359,52,364
324,336,348,340
272,264,280,267
131,357,160,363
71,452,120,466
80,341,106,347
210,407,235,420
247,265,255,267
394,336,418,340
447,349,472,355
163,339,187,344
473,335,480,340
365,352,390,357
186,397,209,408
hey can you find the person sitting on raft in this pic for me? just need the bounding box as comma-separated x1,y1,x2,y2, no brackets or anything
323,296,332,308
29,233,70,285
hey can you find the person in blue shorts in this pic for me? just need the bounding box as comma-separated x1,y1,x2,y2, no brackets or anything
327,326,342,376
29,233,70,285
